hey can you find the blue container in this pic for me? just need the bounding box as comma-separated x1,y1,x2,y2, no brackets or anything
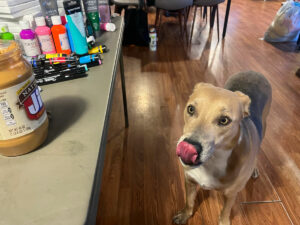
64,0,88,55
65,23,75,52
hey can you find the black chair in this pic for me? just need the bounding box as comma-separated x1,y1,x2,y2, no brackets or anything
190,0,225,40
155,0,193,37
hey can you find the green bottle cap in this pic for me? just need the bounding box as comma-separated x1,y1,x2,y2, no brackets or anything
1,25,9,33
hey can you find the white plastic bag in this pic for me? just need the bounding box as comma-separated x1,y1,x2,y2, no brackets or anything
264,0,300,42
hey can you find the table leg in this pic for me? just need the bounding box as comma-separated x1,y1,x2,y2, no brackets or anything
222,0,231,39
119,49,129,128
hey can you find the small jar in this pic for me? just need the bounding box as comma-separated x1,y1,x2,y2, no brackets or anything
0,40,48,156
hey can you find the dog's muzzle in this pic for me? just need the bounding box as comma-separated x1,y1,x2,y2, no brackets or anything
176,138,203,165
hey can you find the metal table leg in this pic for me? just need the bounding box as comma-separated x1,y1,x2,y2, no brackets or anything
222,0,231,39
119,48,129,128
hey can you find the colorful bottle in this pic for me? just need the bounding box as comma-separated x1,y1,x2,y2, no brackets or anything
59,8,75,52
0,25,14,40
98,0,111,23
64,0,88,55
83,0,101,37
85,19,96,49
39,0,59,26
51,16,71,54
35,17,56,54
23,15,36,30
100,23,116,32
58,8,67,25
65,23,75,52
19,20,41,57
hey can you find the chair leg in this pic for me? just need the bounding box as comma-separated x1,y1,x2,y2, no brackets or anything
217,5,220,41
157,9,163,38
210,6,217,29
190,6,197,39
184,8,189,33
203,6,207,23
222,0,231,39
178,10,184,37
155,8,160,28
186,6,191,21
200,6,202,18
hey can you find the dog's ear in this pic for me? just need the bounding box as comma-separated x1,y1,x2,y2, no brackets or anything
235,91,251,117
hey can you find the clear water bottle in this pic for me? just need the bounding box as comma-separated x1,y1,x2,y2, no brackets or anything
149,27,157,51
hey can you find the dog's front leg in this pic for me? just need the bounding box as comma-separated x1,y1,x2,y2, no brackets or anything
219,192,237,225
173,175,197,224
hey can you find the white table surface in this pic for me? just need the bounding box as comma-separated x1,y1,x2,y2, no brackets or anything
0,16,124,225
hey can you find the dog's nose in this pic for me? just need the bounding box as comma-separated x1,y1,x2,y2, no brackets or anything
183,138,203,155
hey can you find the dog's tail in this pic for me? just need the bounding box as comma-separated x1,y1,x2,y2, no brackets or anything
224,71,272,141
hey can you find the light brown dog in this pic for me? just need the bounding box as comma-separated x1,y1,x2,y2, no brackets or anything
173,71,272,225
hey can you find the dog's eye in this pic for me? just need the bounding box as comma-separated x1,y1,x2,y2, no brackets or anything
218,116,231,126
187,105,195,116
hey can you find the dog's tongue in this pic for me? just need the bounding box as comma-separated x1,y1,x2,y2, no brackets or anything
176,141,199,165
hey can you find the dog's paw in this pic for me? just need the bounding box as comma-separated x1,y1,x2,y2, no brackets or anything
251,168,259,179
172,209,192,224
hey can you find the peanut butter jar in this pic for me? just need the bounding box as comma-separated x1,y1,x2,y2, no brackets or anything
0,40,48,156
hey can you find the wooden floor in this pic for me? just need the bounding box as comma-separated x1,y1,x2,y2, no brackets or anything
96,0,300,224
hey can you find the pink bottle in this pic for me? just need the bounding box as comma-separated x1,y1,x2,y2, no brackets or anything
35,17,56,54
19,20,41,57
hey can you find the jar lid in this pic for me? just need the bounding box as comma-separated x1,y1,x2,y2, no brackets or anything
0,40,20,61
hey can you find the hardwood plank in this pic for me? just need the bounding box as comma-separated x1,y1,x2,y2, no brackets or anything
241,202,293,225
97,0,300,224
239,162,280,203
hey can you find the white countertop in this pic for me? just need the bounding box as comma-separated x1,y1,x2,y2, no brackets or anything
0,16,124,225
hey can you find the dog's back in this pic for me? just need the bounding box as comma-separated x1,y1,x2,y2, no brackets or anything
224,71,272,140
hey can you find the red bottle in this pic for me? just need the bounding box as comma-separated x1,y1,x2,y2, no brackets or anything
51,16,71,54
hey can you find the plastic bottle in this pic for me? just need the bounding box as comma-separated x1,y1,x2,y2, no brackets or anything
19,20,41,57
39,0,59,26
51,16,71,54
85,19,96,49
23,15,36,30
58,8,67,25
83,0,101,38
63,0,88,55
0,25,14,40
149,27,157,51
0,40,48,156
100,23,116,32
35,17,56,54
98,0,111,23
59,8,75,52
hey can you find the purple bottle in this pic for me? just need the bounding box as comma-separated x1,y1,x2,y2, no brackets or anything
19,20,41,57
